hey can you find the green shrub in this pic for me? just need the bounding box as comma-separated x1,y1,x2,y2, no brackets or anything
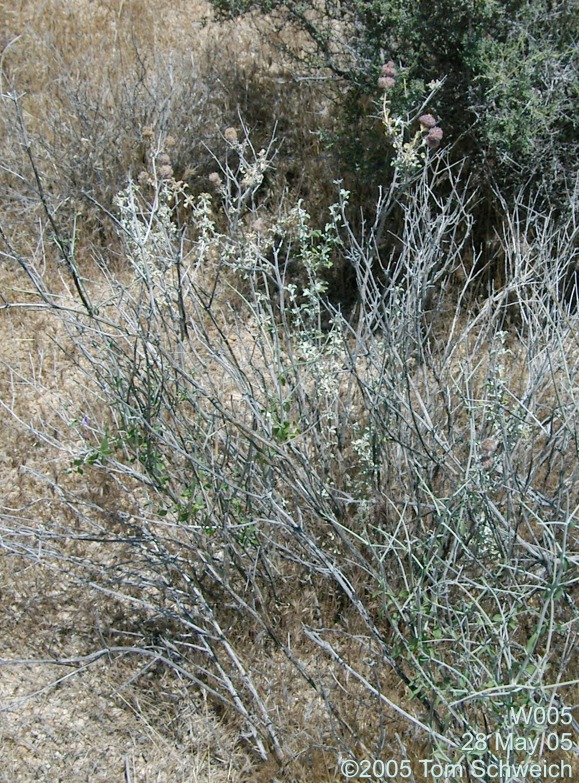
210,0,578,206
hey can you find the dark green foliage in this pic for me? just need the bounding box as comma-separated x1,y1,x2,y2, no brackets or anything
210,0,578,205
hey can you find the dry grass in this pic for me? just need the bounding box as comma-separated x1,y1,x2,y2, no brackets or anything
1,1,578,781
0,281,247,780
0,2,342,779
1,2,280,780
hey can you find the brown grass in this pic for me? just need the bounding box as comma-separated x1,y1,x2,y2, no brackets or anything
0,2,345,778
0,2,269,780
1,1,578,780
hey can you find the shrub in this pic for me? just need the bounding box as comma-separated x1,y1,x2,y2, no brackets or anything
2,123,578,775
209,0,579,208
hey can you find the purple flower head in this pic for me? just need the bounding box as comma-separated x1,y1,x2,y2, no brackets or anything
424,126,444,149
418,113,437,130
381,61,397,78
378,76,396,90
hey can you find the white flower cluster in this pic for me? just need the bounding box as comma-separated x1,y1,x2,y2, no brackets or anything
114,182,177,281
351,429,375,471
240,148,270,192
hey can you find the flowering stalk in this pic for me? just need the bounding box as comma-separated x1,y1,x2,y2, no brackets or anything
377,61,444,176
374,62,445,247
